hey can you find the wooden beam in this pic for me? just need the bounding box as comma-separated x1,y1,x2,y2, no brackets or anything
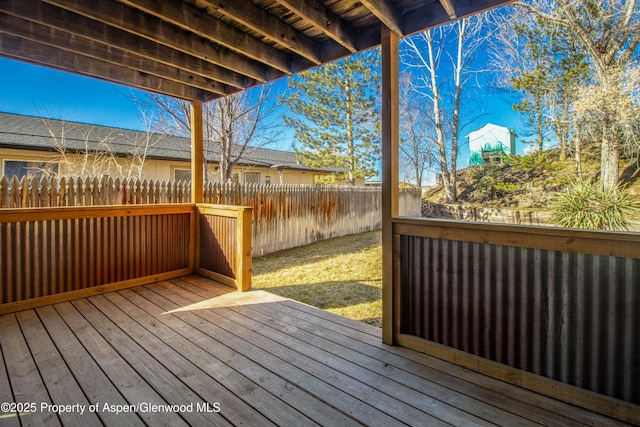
0,34,207,101
276,0,358,53
359,0,403,36
236,207,253,292
403,0,514,36
0,12,231,96
190,101,204,204
439,0,457,19
0,0,254,89
120,0,294,74
42,0,270,82
381,26,399,346
200,0,322,65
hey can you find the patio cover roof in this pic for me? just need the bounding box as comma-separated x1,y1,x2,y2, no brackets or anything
0,0,512,102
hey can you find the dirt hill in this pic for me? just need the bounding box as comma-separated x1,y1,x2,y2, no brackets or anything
423,145,640,211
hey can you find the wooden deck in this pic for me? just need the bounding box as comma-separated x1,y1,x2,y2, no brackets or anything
0,275,632,427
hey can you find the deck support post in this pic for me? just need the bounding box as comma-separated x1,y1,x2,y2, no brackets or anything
190,100,204,271
381,26,399,345
190,100,204,204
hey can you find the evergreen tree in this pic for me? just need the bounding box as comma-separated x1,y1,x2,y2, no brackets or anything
282,51,381,185
519,0,640,189
502,13,590,156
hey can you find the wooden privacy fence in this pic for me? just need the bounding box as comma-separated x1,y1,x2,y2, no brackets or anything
0,175,422,255
0,175,191,207
391,217,640,424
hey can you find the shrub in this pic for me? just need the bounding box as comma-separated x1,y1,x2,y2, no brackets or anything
551,180,640,230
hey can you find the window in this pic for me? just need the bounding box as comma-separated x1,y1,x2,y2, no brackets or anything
265,175,271,185
3,160,58,179
173,168,191,182
244,172,260,184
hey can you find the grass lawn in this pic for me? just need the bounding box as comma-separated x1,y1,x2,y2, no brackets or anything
252,231,382,327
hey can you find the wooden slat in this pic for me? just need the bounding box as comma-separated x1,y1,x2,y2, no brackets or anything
0,313,58,426
0,10,231,96
0,34,208,101
276,0,357,52
0,203,195,223
142,279,408,425
105,289,324,426
35,305,146,426
237,303,551,427
359,0,402,35
15,310,102,426
120,0,292,74
84,294,263,426
0,322,21,427
439,0,457,18
393,217,640,260
42,0,270,82
54,301,189,426
200,0,322,65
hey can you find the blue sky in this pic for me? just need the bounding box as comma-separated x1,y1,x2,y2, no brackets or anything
0,55,527,174
0,57,153,130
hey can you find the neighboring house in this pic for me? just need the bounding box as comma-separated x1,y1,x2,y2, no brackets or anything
467,123,517,166
0,112,357,185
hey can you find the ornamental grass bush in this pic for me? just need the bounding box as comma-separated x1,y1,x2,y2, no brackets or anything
551,179,640,231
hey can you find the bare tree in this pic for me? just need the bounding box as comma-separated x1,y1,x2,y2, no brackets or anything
124,108,163,180
41,118,120,178
399,74,437,187
401,15,486,203
143,84,281,183
488,3,591,162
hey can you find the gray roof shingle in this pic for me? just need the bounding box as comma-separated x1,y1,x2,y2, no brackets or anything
0,112,344,173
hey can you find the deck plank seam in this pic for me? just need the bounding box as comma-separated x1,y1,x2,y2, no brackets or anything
107,288,317,427
140,280,406,426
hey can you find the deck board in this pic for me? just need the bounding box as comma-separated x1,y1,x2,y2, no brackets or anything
0,275,634,426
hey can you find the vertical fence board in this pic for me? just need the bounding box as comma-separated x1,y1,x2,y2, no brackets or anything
0,176,421,256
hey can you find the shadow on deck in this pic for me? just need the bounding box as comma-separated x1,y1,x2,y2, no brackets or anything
0,275,631,426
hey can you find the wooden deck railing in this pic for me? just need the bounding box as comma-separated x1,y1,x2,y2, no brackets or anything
196,204,252,292
0,203,253,314
390,217,640,425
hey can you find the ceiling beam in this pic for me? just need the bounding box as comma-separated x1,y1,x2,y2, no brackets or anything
358,0,403,36
439,0,457,19
0,0,254,90
120,0,294,74
275,0,358,53
0,34,208,101
0,13,232,97
200,0,322,65
403,0,513,35
42,0,270,82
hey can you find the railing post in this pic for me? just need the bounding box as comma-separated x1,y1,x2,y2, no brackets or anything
236,207,253,292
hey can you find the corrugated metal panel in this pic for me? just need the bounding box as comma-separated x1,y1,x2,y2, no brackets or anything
399,235,640,404
0,212,191,304
199,214,237,278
